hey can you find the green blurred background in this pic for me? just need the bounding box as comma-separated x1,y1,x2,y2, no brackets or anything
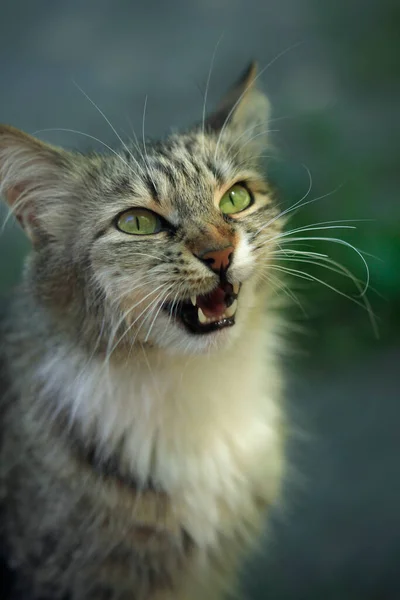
0,0,399,598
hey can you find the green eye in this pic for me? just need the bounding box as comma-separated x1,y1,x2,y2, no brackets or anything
219,184,252,215
117,208,161,235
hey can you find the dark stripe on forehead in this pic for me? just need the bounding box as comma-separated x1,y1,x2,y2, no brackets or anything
189,159,204,178
112,175,134,196
169,158,193,180
143,172,160,202
182,137,198,154
156,161,178,187
206,160,225,184
153,143,174,159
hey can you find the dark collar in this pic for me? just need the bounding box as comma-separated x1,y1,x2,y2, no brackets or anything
78,440,157,492
55,412,157,493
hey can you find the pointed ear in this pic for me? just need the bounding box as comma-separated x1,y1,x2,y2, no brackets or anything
205,61,271,153
0,125,72,244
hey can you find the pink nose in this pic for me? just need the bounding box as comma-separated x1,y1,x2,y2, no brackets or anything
199,246,234,273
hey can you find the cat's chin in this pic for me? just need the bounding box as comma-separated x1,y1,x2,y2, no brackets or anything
151,318,243,356
140,282,257,356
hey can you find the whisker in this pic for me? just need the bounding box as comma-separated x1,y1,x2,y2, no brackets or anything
272,254,364,290
261,271,307,315
269,264,378,336
105,281,170,359
127,284,175,348
126,252,168,262
114,283,174,351
202,33,224,152
274,250,383,299
255,163,314,233
141,95,158,192
123,114,144,156
105,277,161,308
272,235,370,296
165,288,182,331
31,128,136,174
144,288,172,343
257,222,358,244
72,80,143,172
276,224,356,237
255,183,352,246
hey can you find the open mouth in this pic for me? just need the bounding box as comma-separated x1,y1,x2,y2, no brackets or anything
164,282,240,334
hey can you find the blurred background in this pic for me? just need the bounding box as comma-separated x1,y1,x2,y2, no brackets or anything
0,0,399,598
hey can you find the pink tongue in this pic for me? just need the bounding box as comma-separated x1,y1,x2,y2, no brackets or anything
196,287,227,318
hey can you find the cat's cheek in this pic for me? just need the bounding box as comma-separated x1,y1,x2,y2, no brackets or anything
230,232,255,282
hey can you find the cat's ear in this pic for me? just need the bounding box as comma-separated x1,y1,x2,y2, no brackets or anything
0,125,73,244
205,61,271,153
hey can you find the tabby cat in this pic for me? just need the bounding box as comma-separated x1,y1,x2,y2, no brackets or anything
0,63,285,599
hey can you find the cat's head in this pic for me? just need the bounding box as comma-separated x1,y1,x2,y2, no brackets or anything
0,62,282,355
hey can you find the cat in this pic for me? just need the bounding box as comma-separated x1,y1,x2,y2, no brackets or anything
0,62,286,600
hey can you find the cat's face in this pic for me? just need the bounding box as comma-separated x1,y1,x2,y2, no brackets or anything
0,63,282,355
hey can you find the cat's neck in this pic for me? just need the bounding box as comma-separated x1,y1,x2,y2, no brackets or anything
7,291,283,498
4,293,284,548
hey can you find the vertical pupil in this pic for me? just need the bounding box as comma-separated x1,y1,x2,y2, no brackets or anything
136,216,140,231
229,192,235,206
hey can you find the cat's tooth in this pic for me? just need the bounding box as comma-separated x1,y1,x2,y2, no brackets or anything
225,299,237,318
198,308,207,324
191,295,197,306
233,283,240,295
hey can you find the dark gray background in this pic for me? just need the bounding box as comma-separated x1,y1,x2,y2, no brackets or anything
1,1,399,598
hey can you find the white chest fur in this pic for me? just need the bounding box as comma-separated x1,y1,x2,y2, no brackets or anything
36,317,284,549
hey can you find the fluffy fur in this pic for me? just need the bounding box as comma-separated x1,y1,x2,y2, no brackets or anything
0,63,286,599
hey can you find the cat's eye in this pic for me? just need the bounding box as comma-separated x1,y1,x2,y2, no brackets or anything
219,184,252,215
117,208,162,235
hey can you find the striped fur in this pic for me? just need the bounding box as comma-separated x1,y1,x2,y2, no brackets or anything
0,63,286,599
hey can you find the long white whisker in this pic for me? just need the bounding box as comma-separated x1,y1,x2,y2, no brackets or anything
144,289,172,343
261,271,307,314
257,182,348,240
202,33,224,152
126,252,168,262
72,80,142,172
128,284,175,348
269,264,378,336
105,277,162,309
255,163,313,232
244,163,312,242
123,113,144,156
165,288,182,330
32,128,137,173
107,277,168,314
275,224,356,237
106,282,170,358
272,235,370,296
141,95,158,192
275,249,383,299
272,254,365,292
